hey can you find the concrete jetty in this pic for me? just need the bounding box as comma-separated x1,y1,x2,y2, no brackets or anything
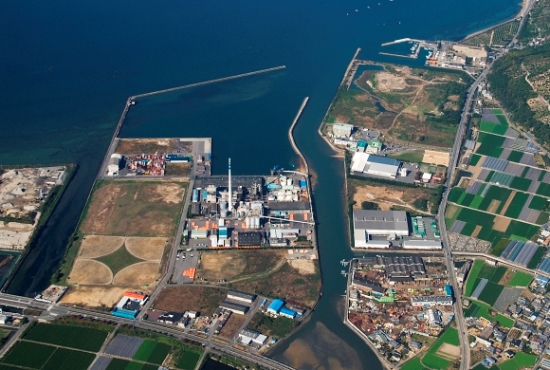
380,37,422,47
132,65,286,100
288,97,310,175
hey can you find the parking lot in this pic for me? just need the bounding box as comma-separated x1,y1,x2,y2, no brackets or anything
172,247,199,284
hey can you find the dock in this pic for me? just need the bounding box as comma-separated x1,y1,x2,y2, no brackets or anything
288,97,310,175
341,48,362,90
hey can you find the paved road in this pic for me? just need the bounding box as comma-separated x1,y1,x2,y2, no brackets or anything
0,293,293,370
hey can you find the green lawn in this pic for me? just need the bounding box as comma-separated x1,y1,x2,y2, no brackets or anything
401,357,427,370
465,260,485,296
498,352,537,370
24,323,109,352
508,271,533,287
96,245,144,275
422,353,451,369
420,328,460,369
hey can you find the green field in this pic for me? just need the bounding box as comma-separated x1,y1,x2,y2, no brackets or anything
387,150,424,163
465,260,485,296
528,247,546,269
105,359,159,370
537,182,550,197
503,192,529,218
476,132,506,157
401,357,427,370
508,271,533,287
24,323,109,352
421,328,460,369
480,121,508,135
506,221,539,240
529,195,548,211
470,153,482,166
42,348,95,370
507,150,524,163
176,351,202,370
1,342,56,368
463,301,514,328
133,341,170,365
509,177,532,192
492,109,503,115
478,186,512,211
498,352,537,370
448,187,465,203
96,245,144,275
478,282,505,305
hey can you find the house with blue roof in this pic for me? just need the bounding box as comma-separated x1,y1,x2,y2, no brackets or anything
267,299,284,314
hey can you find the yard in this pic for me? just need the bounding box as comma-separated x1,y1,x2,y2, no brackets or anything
152,286,226,316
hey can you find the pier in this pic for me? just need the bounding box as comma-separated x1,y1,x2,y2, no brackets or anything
381,38,422,47
288,97,310,175
132,65,286,100
342,47,362,90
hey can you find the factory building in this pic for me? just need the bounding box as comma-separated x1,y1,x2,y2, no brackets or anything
267,299,285,315
410,296,453,307
107,154,123,176
227,290,257,304
351,152,401,178
358,256,427,282
353,211,409,247
219,301,249,315
111,292,148,319
332,123,354,138
238,329,268,346
403,240,442,250
235,231,263,247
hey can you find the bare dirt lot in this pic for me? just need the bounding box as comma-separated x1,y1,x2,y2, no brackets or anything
79,235,125,258
69,259,113,285
198,251,247,281
423,150,450,166
219,314,247,340
351,183,432,214
113,261,161,288
436,343,460,360
153,286,227,316
288,259,316,274
493,216,511,232
125,237,167,260
60,286,139,309
115,139,193,154
80,181,185,237
375,71,408,92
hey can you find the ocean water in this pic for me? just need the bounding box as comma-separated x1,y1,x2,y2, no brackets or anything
1,0,521,368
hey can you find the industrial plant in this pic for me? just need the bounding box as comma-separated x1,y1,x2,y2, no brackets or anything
186,159,315,250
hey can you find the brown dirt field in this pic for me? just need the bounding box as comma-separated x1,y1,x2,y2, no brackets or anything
69,259,113,285
198,251,246,281
115,138,192,154
471,225,482,239
153,286,226,316
288,259,316,274
493,217,511,232
375,72,408,92
436,343,460,359
60,286,141,308
80,184,121,235
499,268,515,286
113,261,161,288
79,235,124,258
499,191,516,216
146,183,184,205
445,204,459,219
351,184,430,214
125,237,167,260
423,150,450,166
487,199,501,214
219,314,247,340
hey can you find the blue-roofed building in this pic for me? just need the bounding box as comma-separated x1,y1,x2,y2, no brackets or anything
538,258,550,274
267,299,285,314
445,284,453,297
279,307,297,319
537,275,550,288
165,154,190,163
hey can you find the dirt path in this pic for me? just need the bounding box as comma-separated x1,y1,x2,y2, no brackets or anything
228,258,287,283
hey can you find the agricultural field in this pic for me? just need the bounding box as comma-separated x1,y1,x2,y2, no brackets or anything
463,301,514,328
463,20,520,47
401,357,428,370
497,352,537,370
420,328,460,369
24,323,109,352
507,271,533,287
60,179,185,308
464,260,484,296
324,63,469,149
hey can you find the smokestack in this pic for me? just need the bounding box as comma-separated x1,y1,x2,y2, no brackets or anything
228,158,232,212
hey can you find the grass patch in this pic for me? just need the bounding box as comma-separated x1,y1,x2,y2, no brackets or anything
387,150,425,163
508,271,533,287
465,260,485,296
42,348,95,370
448,187,465,203
470,153,482,166
477,264,497,279
96,245,144,275
421,327,460,369
463,301,514,328
146,343,170,365
490,238,511,256
24,323,108,352
509,177,531,192
537,182,550,197
176,351,201,370
134,340,157,362
247,313,296,339
490,266,507,283
527,247,546,269
529,195,548,211
1,341,56,368
498,352,538,370
506,220,539,240
401,357,427,370
480,121,508,135
493,109,503,115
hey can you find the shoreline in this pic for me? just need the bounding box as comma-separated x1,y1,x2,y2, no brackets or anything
461,0,531,41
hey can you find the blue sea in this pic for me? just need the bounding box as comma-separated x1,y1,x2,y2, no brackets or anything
0,0,522,368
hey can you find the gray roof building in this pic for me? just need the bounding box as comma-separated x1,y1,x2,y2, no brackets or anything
353,211,410,246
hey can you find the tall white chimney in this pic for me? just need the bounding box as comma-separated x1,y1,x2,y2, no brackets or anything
228,158,232,211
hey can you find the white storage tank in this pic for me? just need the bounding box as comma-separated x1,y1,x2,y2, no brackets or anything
210,235,218,247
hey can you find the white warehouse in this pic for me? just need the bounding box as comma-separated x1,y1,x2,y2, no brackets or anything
351,152,401,179
403,239,442,250
353,210,410,247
